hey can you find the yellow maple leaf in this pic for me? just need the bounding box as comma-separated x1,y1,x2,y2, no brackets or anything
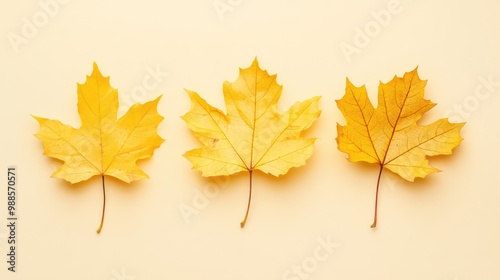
336,68,465,228
34,63,164,233
182,58,321,227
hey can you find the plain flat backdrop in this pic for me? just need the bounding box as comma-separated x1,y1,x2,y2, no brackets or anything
1,0,499,279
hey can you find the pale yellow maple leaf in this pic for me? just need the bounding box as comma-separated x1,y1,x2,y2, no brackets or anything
34,63,164,232
336,68,465,227
182,58,321,227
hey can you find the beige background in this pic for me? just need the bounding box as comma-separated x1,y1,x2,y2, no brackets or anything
1,0,500,279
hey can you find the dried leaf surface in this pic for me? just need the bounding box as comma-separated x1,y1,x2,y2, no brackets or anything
34,63,164,232
336,68,465,226
183,58,320,226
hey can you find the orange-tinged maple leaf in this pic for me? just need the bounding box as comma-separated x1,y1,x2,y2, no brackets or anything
336,68,465,227
182,58,321,227
34,63,164,233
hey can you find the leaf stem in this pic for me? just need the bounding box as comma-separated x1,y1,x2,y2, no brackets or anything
240,170,253,228
371,165,384,228
97,175,106,233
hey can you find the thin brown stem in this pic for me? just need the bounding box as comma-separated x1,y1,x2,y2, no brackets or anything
240,170,253,228
96,175,106,233
371,165,384,228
